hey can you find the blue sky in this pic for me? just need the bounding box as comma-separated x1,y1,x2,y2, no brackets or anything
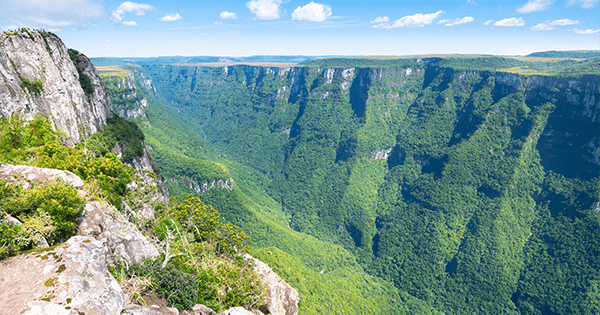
1,0,598,57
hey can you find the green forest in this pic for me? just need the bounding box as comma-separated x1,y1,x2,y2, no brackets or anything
96,55,600,314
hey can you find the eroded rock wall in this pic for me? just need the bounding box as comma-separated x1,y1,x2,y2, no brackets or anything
0,29,113,146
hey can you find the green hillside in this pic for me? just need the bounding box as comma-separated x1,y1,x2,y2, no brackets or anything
98,57,600,314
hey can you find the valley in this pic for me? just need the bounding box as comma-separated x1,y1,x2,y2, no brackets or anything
95,55,600,314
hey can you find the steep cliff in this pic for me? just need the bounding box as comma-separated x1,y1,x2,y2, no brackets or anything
0,30,299,315
0,29,168,201
114,58,599,314
0,29,112,145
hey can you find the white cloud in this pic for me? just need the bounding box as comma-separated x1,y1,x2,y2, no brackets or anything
111,1,155,24
483,19,493,25
567,0,599,8
373,10,445,29
530,19,579,31
467,0,477,4
220,11,238,20
444,16,474,26
493,17,525,27
437,19,451,24
122,21,138,26
530,23,554,31
370,16,389,24
550,19,579,26
159,13,182,22
2,0,104,30
517,0,553,13
214,21,223,25
246,0,282,20
292,2,332,22
572,28,600,34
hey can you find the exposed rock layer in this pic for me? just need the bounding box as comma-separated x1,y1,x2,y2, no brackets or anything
0,30,113,145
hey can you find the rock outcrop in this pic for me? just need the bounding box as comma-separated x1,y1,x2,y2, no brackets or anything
79,200,159,265
0,165,156,315
0,29,113,146
0,236,127,315
0,164,84,189
245,255,299,315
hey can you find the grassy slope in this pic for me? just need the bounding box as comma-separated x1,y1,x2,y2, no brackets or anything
98,56,600,314
122,76,438,314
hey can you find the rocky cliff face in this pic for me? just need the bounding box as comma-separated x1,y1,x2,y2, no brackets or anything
0,29,168,201
104,72,149,119
0,29,113,145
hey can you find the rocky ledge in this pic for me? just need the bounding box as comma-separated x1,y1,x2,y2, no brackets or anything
0,165,299,315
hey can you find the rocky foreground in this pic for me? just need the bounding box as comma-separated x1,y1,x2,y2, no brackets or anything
0,164,299,315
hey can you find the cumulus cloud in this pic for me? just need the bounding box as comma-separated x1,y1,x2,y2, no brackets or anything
567,0,599,8
443,16,474,26
122,21,138,26
530,23,554,31
437,19,451,24
111,1,155,24
530,19,579,31
292,2,332,22
550,19,579,26
246,0,282,20
2,0,104,30
220,11,238,20
159,13,182,22
493,17,525,27
372,10,445,29
483,20,493,25
572,28,600,34
517,0,554,13
370,16,389,24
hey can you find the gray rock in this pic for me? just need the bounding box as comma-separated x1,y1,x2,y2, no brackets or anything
55,236,127,315
0,30,113,146
122,304,169,315
11,236,127,315
1,213,22,227
0,164,84,189
79,200,159,265
100,202,159,264
78,200,106,237
219,307,254,315
191,304,217,315
244,255,299,315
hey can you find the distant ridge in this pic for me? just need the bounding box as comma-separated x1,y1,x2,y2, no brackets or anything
527,50,600,59
91,55,352,67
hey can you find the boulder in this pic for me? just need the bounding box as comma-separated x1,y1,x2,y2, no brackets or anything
79,200,159,265
189,304,217,315
219,307,255,315
0,236,127,315
244,255,299,315
0,164,84,189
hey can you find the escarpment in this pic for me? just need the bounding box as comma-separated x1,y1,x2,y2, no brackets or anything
0,30,299,315
110,56,599,314
0,29,112,145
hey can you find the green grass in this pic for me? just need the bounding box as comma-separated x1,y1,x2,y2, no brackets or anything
97,66,131,77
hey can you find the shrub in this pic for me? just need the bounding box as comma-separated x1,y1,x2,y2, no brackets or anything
85,153,133,205
19,74,43,95
127,260,200,310
0,222,23,259
1,180,85,245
